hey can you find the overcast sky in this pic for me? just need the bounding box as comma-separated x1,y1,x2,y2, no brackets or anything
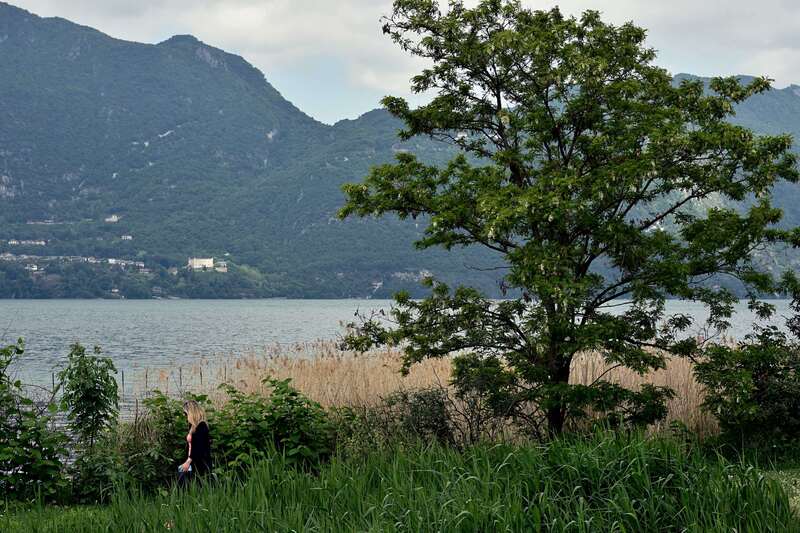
11,0,800,124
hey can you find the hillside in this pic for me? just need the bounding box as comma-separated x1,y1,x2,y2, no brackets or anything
0,2,499,298
0,2,798,298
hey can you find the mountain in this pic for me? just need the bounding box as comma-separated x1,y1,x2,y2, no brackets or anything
0,3,798,298
0,2,498,298
673,73,800,231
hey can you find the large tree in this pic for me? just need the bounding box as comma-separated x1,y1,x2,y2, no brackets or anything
339,0,799,434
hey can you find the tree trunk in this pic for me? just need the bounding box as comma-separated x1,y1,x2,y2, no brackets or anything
546,405,566,435
545,346,572,436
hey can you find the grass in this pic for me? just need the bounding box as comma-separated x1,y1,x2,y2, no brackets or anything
771,470,800,512
4,431,796,532
128,341,716,435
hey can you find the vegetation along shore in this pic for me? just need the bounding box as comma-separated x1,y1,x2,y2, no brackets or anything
6,0,800,530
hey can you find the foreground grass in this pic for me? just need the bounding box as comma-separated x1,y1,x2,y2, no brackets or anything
771,470,800,512
4,432,797,532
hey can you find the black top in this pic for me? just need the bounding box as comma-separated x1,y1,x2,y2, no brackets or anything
189,421,212,475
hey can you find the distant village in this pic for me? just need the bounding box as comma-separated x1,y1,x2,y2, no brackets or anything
0,248,229,276
1,215,229,274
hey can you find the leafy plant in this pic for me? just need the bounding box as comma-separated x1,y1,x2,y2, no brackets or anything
696,282,800,448
260,377,333,466
383,387,455,446
335,387,457,454
340,0,799,434
67,444,125,504
211,386,275,469
214,378,332,469
58,343,119,450
0,340,67,501
55,343,124,503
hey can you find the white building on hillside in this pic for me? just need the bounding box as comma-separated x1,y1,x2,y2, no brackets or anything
188,257,214,271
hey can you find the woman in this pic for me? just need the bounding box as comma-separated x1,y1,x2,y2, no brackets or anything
178,400,212,485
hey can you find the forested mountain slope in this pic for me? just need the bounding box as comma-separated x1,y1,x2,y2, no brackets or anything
0,2,798,298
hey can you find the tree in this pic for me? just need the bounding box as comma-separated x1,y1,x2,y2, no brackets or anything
58,343,118,449
339,0,799,434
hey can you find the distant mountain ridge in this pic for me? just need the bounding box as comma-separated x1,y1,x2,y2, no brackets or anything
0,2,798,298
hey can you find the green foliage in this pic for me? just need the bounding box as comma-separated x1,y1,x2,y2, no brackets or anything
696,302,800,449
0,340,67,502
58,343,119,450
335,388,457,454
54,341,126,504
341,0,800,434
4,432,797,532
112,380,331,493
125,391,210,492
66,444,125,505
383,387,455,445
214,378,333,469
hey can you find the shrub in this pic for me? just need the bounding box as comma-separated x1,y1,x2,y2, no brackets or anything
214,378,332,469
333,386,501,456
451,354,675,439
350,387,457,447
211,385,275,469
57,343,122,503
58,343,119,450
0,340,67,502
383,387,455,445
695,326,800,448
114,379,332,491
67,443,125,504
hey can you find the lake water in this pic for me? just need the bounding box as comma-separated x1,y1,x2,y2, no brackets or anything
1,299,793,388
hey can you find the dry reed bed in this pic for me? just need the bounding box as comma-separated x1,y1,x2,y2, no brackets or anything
126,340,715,434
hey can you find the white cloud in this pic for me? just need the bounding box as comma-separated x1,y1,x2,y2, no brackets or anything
11,0,800,122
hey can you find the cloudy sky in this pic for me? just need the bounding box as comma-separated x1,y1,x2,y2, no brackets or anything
11,0,800,124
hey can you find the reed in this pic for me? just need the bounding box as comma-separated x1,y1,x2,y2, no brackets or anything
126,340,716,435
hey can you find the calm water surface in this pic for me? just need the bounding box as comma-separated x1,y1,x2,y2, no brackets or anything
0,299,791,387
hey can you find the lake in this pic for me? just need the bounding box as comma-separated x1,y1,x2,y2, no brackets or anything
1,299,792,388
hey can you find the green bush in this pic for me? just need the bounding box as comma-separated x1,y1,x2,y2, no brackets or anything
0,340,67,502
66,444,125,504
214,378,332,469
384,387,455,445
334,387,457,456
58,343,119,450
57,343,122,503
695,326,800,448
112,379,332,492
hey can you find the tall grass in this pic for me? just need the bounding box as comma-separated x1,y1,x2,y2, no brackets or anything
128,341,716,435
4,431,795,532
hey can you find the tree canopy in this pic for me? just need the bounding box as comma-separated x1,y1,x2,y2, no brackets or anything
340,0,800,434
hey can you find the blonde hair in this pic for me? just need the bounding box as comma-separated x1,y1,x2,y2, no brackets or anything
183,400,207,432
